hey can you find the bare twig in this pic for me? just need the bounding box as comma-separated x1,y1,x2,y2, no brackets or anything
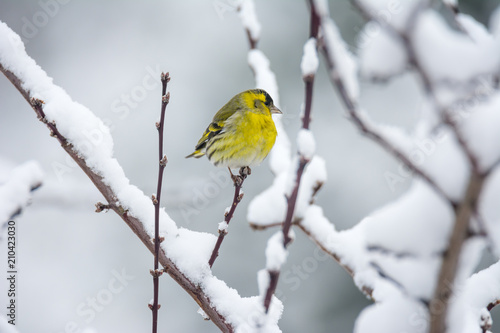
487,299,500,311
150,72,170,333
0,63,235,333
208,166,250,267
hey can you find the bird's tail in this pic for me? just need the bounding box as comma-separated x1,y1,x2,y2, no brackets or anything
185,150,205,159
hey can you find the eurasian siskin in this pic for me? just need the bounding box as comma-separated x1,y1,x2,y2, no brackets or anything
186,89,281,169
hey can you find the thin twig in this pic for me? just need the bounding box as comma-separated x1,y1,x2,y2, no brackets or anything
0,63,235,333
149,72,170,333
262,0,320,313
487,299,500,311
208,166,250,267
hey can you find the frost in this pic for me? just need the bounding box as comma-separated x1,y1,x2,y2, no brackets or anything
197,307,210,320
354,295,428,333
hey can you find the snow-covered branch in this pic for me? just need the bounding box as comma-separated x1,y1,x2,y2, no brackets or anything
0,161,43,228
314,0,453,205
0,19,282,333
351,1,500,332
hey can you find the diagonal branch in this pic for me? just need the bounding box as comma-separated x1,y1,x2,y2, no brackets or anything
208,167,249,267
0,63,234,333
317,2,454,207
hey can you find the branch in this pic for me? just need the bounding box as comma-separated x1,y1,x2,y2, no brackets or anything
0,63,235,333
296,222,374,298
351,3,491,331
208,167,249,267
262,0,320,313
0,161,43,235
149,72,170,333
317,1,454,207
429,167,485,333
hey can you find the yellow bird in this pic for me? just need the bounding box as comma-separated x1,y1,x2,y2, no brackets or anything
186,89,281,171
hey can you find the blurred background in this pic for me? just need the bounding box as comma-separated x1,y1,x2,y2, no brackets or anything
0,1,498,332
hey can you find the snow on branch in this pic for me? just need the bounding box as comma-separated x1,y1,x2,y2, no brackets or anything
0,161,43,227
309,1,500,332
314,0,454,205
0,19,282,333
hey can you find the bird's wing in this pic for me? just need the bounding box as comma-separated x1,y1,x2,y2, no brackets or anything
194,121,224,150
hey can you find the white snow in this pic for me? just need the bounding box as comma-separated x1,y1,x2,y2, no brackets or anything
265,232,288,271
413,10,499,83
0,161,43,224
296,129,316,160
459,92,500,171
364,181,454,256
237,0,261,42
257,268,270,298
247,48,291,174
355,0,422,31
358,23,408,80
354,295,429,333
320,14,359,100
218,221,229,232
300,38,319,77
448,261,500,333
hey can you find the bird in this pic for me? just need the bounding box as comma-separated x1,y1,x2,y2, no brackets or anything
186,89,281,177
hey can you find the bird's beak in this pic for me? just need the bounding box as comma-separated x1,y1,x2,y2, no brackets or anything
270,105,282,114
